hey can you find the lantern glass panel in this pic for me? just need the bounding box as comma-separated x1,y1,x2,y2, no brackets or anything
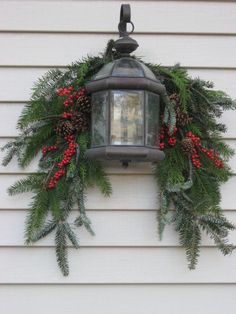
91,91,109,147
145,92,160,147
110,90,144,145
113,58,143,77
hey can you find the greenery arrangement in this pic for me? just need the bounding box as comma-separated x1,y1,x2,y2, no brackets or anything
2,40,235,275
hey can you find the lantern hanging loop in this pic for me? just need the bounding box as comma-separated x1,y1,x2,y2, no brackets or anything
114,4,138,54
118,4,135,37
118,21,134,37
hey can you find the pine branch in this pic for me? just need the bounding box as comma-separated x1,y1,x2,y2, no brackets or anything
75,212,95,236
31,220,57,242
19,123,55,168
174,197,201,269
55,223,69,276
64,222,79,248
1,121,48,167
198,215,234,255
151,64,190,111
31,68,63,101
1,140,22,167
86,160,112,197
8,174,46,195
74,179,95,236
158,190,172,239
49,189,63,222
25,189,50,243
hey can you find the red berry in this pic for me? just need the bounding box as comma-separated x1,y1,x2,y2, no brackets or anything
159,143,165,150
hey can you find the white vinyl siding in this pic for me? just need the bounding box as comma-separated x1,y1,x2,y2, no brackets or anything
0,1,236,313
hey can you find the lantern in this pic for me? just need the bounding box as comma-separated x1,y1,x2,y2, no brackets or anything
85,4,166,165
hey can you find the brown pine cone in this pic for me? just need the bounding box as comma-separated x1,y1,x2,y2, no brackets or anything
76,95,91,114
55,120,75,137
176,107,193,127
71,112,89,132
170,93,181,105
181,138,194,154
170,93,192,127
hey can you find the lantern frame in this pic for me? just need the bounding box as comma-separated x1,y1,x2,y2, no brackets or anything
85,4,166,164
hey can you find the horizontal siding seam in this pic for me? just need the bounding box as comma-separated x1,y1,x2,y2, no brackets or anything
1,136,236,140
1,282,236,286
1,172,236,176
0,245,234,249
0,244,236,250
0,246,233,250
1,171,236,176
1,30,236,36
1,280,236,285
0,208,235,212
1,65,236,70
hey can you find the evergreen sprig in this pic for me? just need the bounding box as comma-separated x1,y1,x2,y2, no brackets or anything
154,62,236,269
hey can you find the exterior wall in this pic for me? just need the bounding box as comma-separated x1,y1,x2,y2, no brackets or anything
0,1,236,313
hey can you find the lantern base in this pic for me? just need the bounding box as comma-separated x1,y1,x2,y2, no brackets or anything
85,146,165,162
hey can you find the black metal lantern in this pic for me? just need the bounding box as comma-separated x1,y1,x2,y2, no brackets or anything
85,4,166,165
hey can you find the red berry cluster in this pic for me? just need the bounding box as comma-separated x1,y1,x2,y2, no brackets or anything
186,131,224,169
168,136,177,147
46,86,87,189
42,145,58,157
186,131,201,147
62,109,73,119
57,135,77,168
191,148,202,169
57,85,86,107
47,168,66,189
56,86,73,97
47,135,77,189
159,126,178,150
201,147,224,168
63,88,86,107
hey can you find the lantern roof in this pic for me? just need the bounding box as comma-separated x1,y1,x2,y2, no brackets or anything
86,57,165,95
92,57,158,82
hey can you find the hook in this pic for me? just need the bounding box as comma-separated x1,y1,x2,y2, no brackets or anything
118,4,134,37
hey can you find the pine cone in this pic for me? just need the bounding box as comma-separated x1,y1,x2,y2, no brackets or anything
76,95,91,114
55,120,74,137
181,138,194,154
71,112,89,132
170,93,192,127
170,93,181,105
176,107,193,127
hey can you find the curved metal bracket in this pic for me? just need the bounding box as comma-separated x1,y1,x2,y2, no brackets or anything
118,4,134,37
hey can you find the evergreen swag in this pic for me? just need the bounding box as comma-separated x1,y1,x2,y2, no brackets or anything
2,40,236,275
